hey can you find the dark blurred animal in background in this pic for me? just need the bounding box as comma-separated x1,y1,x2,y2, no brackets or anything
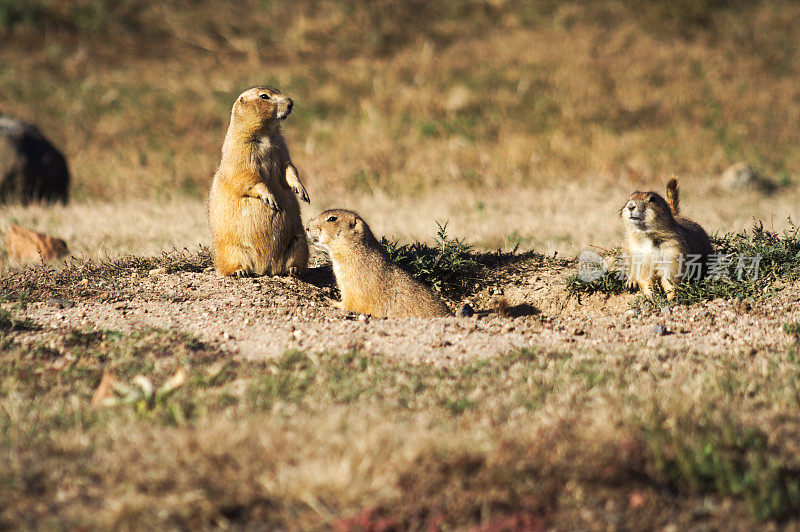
0,116,70,204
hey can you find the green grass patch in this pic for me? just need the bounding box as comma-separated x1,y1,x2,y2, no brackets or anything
566,269,629,297
0,326,232,427
566,222,800,306
379,222,542,300
666,222,800,305
783,321,800,337
246,349,541,414
380,222,480,299
0,308,38,335
644,406,800,520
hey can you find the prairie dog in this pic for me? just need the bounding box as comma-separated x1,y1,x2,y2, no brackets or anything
305,209,452,318
621,178,714,299
208,86,309,277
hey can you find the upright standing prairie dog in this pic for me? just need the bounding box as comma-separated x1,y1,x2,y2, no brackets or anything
208,86,309,277
621,178,714,299
306,209,452,318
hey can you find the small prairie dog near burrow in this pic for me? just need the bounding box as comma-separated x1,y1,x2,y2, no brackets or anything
621,178,714,299
306,209,452,318
208,86,310,277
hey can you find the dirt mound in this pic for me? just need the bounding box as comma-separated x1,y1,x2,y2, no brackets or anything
6,255,796,363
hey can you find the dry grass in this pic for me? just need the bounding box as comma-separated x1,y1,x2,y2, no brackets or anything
2,1,800,261
3,1,800,527
2,328,800,528
0,199,208,264
2,183,799,269
1,1,799,202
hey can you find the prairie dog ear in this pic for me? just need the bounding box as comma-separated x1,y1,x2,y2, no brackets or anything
349,216,365,232
234,96,246,118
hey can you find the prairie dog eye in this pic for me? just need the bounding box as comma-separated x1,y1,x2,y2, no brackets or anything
647,196,655,203
326,215,338,222
260,93,270,100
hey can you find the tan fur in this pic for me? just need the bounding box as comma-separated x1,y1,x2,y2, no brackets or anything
621,179,714,299
306,209,452,318
208,86,309,277
6,223,68,264
666,177,679,214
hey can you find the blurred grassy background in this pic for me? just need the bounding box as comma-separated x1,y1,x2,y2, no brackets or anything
5,4,800,527
1,0,799,255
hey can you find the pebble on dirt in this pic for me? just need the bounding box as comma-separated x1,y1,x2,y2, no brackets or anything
721,162,775,192
46,298,75,309
653,324,669,336
459,303,475,317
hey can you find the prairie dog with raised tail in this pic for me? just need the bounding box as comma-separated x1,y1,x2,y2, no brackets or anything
621,178,714,299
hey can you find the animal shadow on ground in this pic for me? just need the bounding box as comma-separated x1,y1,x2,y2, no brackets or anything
301,264,336,290
504,303,541,317
480,302,541,319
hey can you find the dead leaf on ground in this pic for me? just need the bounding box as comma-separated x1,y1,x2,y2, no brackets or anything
90,372,118,408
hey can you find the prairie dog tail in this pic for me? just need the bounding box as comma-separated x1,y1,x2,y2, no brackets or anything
666,178,680,215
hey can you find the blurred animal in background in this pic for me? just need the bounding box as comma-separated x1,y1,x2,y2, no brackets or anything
0,116,70,204
5,223,69,265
